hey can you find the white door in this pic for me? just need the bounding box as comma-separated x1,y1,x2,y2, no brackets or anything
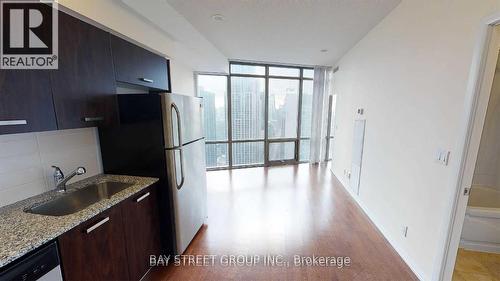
443,25,500,280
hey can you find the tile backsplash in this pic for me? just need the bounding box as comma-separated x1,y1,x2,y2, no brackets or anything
0,128,102,207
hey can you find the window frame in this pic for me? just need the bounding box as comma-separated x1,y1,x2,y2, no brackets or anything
197,62,315,170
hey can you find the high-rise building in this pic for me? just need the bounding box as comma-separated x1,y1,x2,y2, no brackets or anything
198,66,314,168
231,77,265,165
200,87,228,167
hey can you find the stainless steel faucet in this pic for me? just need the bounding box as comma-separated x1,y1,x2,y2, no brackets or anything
52,166,87,192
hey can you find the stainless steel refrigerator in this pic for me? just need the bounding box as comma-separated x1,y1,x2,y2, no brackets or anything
99,93,207,255
162,94,207,254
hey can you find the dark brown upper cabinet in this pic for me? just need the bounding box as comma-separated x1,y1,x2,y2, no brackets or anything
50,12,118,130
0,70,57,135
0,11,171,136
110,35,170,91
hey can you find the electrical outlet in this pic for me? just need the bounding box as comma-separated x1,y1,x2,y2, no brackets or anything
436,149,450,166
402,226,408,238
346,171,351,179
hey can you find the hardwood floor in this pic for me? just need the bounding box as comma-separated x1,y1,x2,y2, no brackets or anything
147,164,417,280
452,248,500,281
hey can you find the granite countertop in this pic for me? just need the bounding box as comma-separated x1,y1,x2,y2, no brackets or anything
0,174,159,268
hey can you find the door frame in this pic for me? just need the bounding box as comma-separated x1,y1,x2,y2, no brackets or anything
324,95,335,161
438,15,500,281
265,74,302,166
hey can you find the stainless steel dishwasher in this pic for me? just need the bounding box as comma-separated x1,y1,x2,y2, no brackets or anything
0,242,63,281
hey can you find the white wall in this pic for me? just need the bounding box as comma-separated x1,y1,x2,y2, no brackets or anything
473,57,500,191
331,0,500,280
0,128,102,207
170,59,195,95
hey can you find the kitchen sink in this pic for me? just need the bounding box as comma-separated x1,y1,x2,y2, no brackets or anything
26,181,133,216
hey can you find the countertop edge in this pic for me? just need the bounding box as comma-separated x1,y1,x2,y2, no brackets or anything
0,174,159,269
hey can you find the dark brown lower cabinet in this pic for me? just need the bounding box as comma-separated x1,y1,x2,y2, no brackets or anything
58,184,161,281
122,185,162,280
58,206,129,281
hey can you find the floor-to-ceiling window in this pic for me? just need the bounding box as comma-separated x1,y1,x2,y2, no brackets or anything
299,69,314,161
267,67,300,164
198,62,314,170
230,64,266,167
197,74,229,169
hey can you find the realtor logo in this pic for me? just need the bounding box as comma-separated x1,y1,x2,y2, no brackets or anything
1,0,58,69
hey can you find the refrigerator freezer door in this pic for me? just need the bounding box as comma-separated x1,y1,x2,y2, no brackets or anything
161,93,204,149
166,139,207,254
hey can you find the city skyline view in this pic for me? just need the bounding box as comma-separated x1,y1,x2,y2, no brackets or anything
198,65,314,168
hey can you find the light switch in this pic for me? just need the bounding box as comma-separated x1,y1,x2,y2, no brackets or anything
436,149,450,165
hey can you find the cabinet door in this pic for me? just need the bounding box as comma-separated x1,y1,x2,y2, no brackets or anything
58,206,129,281
0,70,57,134
50,12,117,130
110,35,170,91
122,185,162,280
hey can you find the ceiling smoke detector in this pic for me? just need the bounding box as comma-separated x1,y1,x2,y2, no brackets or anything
212,14,225,21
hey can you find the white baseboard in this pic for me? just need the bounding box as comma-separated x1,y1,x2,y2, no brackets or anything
334,173,427,281
460,239,500,254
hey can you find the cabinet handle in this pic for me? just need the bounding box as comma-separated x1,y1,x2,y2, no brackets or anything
139,78,154,83
86,217,109,234
136,192,150,203
83,117,104,122
0,120,27,126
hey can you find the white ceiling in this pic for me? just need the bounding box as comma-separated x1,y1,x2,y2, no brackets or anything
166,0,401,66
121,0,228,72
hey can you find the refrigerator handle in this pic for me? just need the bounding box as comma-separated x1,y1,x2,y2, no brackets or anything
171,103,185,190
171,103,183,147
177,149,185,190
